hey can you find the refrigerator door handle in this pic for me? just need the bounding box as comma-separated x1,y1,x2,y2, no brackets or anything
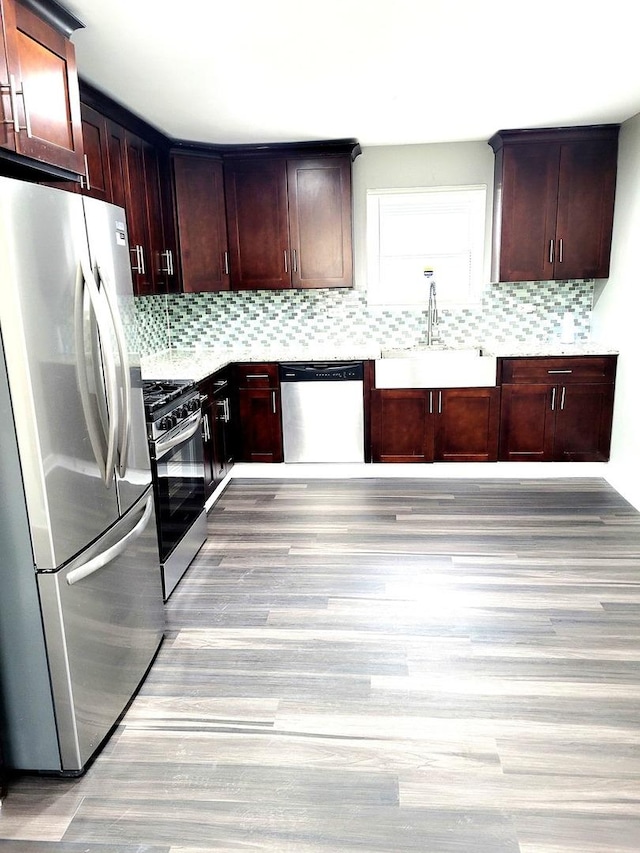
75,259,119,487
66,494,154,586
97,264,132,478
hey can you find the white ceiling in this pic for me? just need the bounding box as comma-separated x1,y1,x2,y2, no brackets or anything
63,0,640,147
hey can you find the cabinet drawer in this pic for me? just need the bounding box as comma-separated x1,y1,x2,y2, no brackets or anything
235,362,278,388
500,356,617,384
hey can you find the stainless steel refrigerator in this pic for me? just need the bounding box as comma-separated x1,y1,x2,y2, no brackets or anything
0,176,165,774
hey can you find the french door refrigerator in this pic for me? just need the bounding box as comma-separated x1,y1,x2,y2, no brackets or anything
0,176,164,774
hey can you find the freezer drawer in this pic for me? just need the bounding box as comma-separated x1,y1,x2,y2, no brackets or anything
37,490,164,773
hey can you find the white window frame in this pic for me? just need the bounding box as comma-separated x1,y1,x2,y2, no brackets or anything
366,184,487,308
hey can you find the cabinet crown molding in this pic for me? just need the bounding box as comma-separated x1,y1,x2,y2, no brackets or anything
17,0,84,37
489,124,620,153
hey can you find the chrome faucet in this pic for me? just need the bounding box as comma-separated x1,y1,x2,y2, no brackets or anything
426,280,438,346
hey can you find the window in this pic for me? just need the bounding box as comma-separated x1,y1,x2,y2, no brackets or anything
366,185,487,307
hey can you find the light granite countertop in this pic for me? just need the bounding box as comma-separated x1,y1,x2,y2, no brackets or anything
140,346,382,382
140,342,619,382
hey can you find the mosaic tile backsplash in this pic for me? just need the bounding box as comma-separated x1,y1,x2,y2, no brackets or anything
131,279,594,356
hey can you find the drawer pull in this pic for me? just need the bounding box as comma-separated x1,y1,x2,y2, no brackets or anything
548,369,572,374
245,373,270,379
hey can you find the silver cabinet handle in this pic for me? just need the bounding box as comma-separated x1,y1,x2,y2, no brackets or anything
245,373,269,379
131,245,145,274
559,238,564,263
438,390,442,414
160,249,174,275
549,239,554,264
429,390,433,415
272,391,277,414
283,250,288,273
548,369,572,374
0,78,19,134
551,387,556,411
79,153,91,190
292,249,298,273
217,398,230,423
66,494,153,586
202,413,210,441
560,386,566,410
223,251,230,276
2,75,32,136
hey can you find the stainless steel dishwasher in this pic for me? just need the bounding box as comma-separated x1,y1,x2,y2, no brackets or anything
279,362,365,463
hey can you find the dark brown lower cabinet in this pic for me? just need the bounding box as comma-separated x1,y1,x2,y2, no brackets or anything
235,363,283,463
199,371,234,499
498,356,617,462
237,388,283,462
371,387,500,463
499,382,615,462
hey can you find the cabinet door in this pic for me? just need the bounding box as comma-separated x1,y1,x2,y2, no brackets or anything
554,383,615,462
123,133,151,294
495,143,558,282
237,388,283,462
555,140,618,279
212,395,232,482
224,158,290,290
287,156,353,289
79,103,111,202
435,387,500,462
105,118,127,209
3,0,83,173
173,154,230,293
200,396,217,499
142,142,173,293
499,384,555,462
371,389,433,463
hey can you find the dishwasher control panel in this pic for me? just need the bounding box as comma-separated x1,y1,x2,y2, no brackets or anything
279,362,364,382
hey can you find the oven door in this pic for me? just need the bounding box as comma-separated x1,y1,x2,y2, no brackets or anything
152,411,205,562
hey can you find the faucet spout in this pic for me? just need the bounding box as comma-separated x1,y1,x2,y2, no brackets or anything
427,280,438,346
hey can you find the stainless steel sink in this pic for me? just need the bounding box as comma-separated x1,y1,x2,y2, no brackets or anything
375,347,497,388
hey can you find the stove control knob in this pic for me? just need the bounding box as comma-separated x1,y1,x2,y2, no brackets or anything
159,416,174,430
176,405,188,418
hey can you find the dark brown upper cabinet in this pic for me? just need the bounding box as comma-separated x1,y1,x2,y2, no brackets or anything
0,0,84,176
223,151,355,291
172,153,230,293
489,126,619,282
79,102,111,201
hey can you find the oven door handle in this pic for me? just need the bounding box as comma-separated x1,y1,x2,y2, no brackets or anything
155,411,202,460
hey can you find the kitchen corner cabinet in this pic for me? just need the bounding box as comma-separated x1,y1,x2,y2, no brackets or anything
235,363,283,462
172,153,230,293
371,387,500,463
498,356,617,462
224,154,354,290
0,0,84,175
199,369,234,498
489,126,619,282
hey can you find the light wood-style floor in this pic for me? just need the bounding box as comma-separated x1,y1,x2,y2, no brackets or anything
2,477,640,852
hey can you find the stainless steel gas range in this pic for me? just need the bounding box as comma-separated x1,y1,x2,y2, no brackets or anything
142,379,207,600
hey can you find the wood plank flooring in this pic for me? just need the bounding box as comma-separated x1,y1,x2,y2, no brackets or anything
2,477,640,852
